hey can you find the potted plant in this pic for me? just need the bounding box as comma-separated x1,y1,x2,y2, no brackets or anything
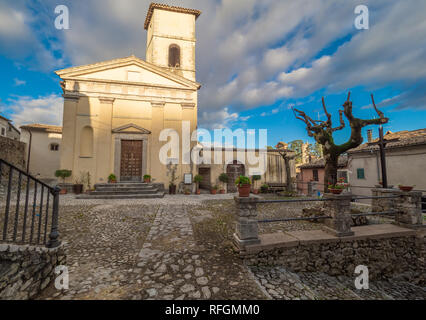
55,169,72,194
108,173,117,183
328,178,349,194
235,175,251,197
218,173,228,194
398,184,414,192
210,185,219,195
252,175,261,194
260,184,269,194
194,174,203,195
166,163,179,195
73,172,86,195
143,174,151,183
184,187,191,195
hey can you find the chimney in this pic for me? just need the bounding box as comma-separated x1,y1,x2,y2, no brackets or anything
367,129,373,143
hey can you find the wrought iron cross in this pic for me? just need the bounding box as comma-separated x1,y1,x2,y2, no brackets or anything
367,125,399,188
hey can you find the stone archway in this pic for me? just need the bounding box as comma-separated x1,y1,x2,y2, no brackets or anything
226,160,245,193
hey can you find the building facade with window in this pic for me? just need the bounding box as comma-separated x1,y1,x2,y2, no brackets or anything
0,114,20,141
347,128,426,198
297,156,348,195
20,124,62,181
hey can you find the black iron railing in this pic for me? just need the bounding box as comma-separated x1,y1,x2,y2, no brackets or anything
0,158,61,248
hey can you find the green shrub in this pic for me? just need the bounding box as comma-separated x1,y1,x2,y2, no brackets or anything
55,169,72,183
235,176,251,186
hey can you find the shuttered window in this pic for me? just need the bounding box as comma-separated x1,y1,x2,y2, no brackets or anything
357,168,365,179
168,44,180,68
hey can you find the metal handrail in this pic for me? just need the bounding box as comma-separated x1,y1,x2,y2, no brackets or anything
256,194,400,204
0,158,61,248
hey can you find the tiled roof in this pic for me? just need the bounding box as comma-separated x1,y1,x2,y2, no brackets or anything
0,114,11,122
144,3,202,29
298,156,348,169
20,124,62,134
348,128,426,153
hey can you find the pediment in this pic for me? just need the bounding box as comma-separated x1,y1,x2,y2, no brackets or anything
112,124,151,134
55,56,200,90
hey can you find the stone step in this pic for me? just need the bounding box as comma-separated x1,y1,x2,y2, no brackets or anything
76,192,165,199
95,186,157,192
88,189,160,196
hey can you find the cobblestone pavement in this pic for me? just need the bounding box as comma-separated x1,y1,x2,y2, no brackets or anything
36,199,264,300
29,196,424,300
249,266,426,300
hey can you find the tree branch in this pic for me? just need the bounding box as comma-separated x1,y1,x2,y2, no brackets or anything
332,110,345,132
322,97,332,126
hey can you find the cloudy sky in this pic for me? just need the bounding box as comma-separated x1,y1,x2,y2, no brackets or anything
1,0,426,145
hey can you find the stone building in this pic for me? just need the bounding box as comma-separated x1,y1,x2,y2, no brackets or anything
0,114,20,141
347,128,426,198
54,3,293,188
20,124,62,182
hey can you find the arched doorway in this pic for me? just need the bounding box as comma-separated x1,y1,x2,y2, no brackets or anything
226,160,245,193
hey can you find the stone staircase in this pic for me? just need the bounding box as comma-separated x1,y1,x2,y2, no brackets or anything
76,182,165,199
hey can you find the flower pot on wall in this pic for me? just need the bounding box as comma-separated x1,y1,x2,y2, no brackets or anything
238,184,251,197
329,189,343,195
398,185,414,192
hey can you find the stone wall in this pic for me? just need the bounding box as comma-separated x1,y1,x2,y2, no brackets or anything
242,234,425,285
0,243,67,300
0,135,26,169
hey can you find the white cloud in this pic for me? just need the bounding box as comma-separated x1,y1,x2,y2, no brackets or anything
13,78,26,86
1,94,63,128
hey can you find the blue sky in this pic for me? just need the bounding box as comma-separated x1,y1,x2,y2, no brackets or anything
1,0,426,147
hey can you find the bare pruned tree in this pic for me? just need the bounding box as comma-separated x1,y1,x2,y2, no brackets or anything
293,92,388,192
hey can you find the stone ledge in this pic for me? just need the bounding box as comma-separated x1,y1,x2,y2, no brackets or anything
242,224,418,254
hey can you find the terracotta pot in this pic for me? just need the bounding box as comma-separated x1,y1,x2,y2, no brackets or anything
238,184,251,197
59,188,67,195
109,180,117,184
399,185,413,192
210,189,217,195
329,188,343,195
252,189,259,194
220,189,225,194
196,190,201,195
73,184,83,194
144,178,151,183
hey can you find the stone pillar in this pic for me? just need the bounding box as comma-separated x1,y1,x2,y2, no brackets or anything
233,197,260,251
323,193,354,237
371,188,396,212
393,190,423,229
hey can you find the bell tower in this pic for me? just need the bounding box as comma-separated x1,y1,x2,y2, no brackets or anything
144,3,201,81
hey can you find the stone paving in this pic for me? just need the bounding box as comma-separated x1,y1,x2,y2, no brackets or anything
249,266,426,300
23,195,424,300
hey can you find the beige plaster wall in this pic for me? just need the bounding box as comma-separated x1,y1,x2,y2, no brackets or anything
21,130,62,179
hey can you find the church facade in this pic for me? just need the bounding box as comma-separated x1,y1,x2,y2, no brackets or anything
56,3,294,189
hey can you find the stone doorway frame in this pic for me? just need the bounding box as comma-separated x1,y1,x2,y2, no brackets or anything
112,124,151,182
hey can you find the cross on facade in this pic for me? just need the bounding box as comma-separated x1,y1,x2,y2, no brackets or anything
367,126,399,188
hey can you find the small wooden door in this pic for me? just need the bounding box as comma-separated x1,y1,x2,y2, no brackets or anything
227,161,245,193
120,140,142,181
198,168,211,190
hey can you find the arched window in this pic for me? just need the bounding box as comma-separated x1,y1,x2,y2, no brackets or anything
50,143,60,151
80,126,94,157
168,44,180,68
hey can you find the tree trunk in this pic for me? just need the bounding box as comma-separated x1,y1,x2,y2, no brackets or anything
284,157,293,191
323,156,338,193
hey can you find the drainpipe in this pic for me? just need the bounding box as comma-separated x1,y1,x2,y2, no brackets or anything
26,129,32,174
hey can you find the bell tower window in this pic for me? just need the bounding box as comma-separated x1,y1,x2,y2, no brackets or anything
168,44,180,68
